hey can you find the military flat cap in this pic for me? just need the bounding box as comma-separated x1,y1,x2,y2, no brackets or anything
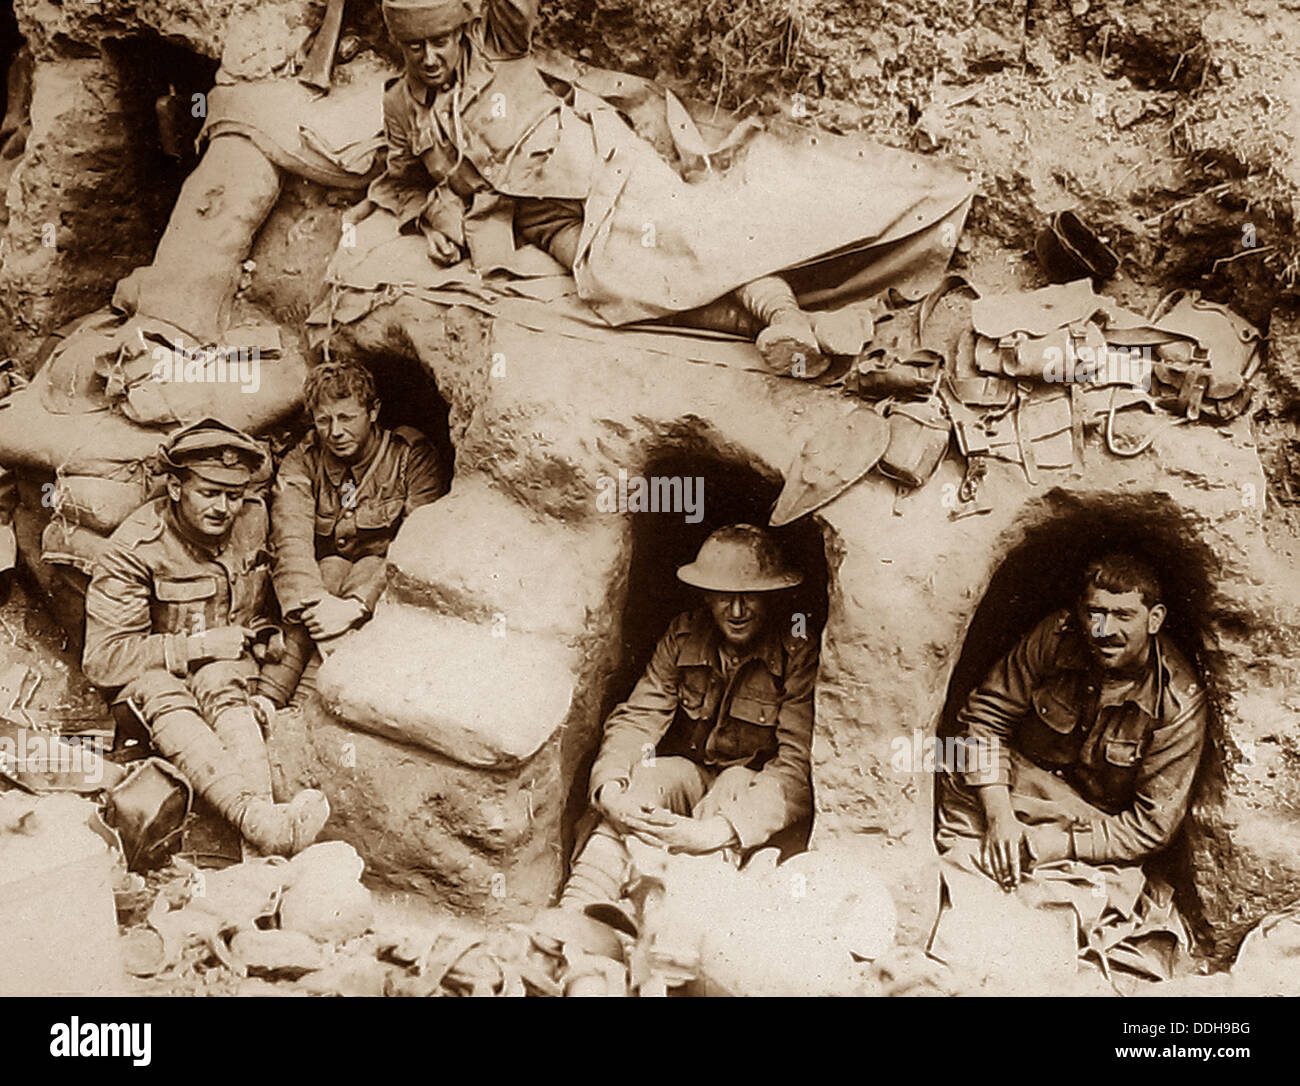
157,417,268,485
382,0,480,40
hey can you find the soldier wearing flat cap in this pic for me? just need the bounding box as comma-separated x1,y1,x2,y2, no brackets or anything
558,524,818,910
83,418,330,857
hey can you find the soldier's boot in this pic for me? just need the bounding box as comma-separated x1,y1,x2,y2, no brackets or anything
256,624,315,708
150,707,329,856
558,828,629,911
810,305,876,357
736,275,828,379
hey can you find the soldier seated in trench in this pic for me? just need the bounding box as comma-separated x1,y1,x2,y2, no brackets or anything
934,552,1206,907
83,418,330,857
259,361,450,708
557,524,818,912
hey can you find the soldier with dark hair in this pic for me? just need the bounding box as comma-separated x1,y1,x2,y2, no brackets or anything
937,552,1206,881
260,361,450,707
929,551,1208,978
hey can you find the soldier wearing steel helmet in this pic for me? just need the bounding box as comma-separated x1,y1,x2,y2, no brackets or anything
558,523,818,910
83,418,330,857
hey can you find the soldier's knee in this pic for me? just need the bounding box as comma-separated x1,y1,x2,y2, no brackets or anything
124,669,197,720
189,660,256,718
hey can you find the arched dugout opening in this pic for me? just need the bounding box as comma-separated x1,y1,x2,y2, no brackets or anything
564,441,830,859
935,493,1224,941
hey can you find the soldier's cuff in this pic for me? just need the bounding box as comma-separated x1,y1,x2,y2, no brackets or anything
1068,821,1097,863
1027,821,1073,864
588,773,627,806
962,762,1010,788
343,590,377,618
717,802,770,853
164,633,190,677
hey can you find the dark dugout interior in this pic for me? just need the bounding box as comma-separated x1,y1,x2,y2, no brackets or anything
935,492,1225,943
347,352,456,477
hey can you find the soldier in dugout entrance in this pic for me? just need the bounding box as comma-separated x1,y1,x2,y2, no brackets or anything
259,361,449,708
557,524,818,911
936,551,1208,884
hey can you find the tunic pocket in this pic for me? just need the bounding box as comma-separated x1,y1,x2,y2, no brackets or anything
1103,738,1141,767
152,576,218,635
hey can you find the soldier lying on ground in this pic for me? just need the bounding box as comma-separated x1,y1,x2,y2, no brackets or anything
345,0,874,377
936,551,1207,884
83,418,330,857
557,524,818,911
259,361,450,708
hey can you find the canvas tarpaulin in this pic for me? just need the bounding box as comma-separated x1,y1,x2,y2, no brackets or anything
323,52,972,331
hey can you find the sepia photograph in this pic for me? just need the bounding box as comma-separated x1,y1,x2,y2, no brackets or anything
0,0,1293,1056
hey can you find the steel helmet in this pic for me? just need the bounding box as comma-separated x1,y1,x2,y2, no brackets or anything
676,524,803,593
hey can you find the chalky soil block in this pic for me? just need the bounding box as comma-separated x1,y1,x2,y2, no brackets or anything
0,794,129,995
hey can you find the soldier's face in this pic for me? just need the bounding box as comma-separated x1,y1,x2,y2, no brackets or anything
1078,585,1166,673
400,31,464,91
703,591,770,648
169,473,246,540
313,394,379,463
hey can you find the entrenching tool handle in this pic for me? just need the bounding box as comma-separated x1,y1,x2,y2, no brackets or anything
300,0,347,90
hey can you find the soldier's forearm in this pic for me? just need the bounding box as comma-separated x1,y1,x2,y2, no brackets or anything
975,782,1015,823
84,632,185,689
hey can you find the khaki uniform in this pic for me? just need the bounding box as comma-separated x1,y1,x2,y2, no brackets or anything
589,607,817,851
84,495,274,719
937,608,1207,864
262,425,448,706
368,0,592,267
270,425,449,617
82,416,330,857
84,493,279,814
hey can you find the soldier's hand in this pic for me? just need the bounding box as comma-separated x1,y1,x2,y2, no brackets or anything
188,625,254,664
424,229,462,266
630,812,736,855
980,809,1029,891
303,594,367,640
595,781,665,838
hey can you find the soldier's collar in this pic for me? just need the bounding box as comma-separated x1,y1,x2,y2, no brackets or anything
321,429,386,487
403,70,438,107
680,609,784,677
1057,611,1165,717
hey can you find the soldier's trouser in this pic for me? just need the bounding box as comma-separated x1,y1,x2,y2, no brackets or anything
127,661,264,815
935,747,1108,853
126,661,329,854
559,757,759,910
514,197,584,270
258,554,385,708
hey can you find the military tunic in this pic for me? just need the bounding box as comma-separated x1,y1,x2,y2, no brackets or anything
83,495,274,722
270,425,449,619
587,607,817,851
368,0,594,266
938,607,1207,864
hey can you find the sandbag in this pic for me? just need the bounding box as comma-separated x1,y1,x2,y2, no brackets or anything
41,519,110,576
53,475,148,536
